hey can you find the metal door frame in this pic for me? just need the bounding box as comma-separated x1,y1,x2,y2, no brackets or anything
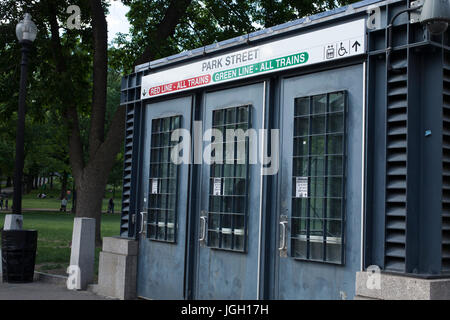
189,79,270,299
136,94,194,300
271,62,366,299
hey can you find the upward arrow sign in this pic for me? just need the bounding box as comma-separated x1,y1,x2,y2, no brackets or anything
352,41,361,52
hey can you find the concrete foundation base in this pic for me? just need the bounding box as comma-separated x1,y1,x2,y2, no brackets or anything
96,237,138,300
355,271,450,300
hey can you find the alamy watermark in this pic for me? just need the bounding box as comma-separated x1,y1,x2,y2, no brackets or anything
66,265,81,290
366,265,381,290
169,121,279,176
66,1,122,30
65,2,383,31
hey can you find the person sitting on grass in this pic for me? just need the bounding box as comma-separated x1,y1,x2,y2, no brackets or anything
60,197,68,212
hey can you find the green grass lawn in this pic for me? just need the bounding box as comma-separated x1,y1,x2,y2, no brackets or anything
8,188,123,212
0,211,121,279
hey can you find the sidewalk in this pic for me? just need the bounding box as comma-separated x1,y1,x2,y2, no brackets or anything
0,281,110,300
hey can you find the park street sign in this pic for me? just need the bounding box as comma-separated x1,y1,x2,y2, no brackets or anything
141,19,366,99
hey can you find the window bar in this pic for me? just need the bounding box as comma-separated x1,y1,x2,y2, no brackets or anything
231,108,238,250
164,117,172,242
243,106,252,251
173,117,181,243
306,96,312,260
157,120,163,240
291,92,346,263
208,106,250,252
147,116,181,243
219,109,227,249
148,119,154,239
323,93,330,262
340,93,347,264
243,106,251,252
152,118,161,239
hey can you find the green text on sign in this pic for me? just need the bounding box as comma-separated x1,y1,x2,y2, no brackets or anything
213,52,309,82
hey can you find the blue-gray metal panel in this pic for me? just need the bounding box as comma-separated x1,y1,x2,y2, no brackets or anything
136,96,193,300
277,64,364,299
365,54,387,269
416,49,445,275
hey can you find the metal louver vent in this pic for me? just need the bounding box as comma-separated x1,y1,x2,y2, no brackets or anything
385,49,408,272
120,105,135,237
443,51,450,273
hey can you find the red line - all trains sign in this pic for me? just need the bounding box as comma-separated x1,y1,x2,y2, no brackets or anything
145,75,212,97
141,19,366,99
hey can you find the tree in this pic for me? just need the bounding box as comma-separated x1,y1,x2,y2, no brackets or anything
1,0,358,246
0,0,193,244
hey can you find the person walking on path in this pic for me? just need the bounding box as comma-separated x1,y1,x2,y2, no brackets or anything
107,198,115,214
60,197,68,213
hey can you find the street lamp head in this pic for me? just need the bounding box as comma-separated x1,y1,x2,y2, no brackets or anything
420,0,450,35
15,13,37,43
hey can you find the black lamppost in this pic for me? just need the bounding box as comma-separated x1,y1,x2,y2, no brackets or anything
12,13,37,215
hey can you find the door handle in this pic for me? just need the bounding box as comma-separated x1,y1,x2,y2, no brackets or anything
279,221,288,251
139,211,147,236
199,216,207,242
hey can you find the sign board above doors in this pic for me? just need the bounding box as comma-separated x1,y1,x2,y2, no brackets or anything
141,19,366,99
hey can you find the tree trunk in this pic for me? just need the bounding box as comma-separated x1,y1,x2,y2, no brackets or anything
6,176,11,187
46,0,193,246
26,175,33,194
50,175,53,189
71,186,76,213
60,171,68,199
75,167,110,246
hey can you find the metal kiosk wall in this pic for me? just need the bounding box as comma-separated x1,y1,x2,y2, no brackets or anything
114,0,450,300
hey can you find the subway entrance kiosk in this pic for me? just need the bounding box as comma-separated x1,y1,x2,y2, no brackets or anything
107,0,450,300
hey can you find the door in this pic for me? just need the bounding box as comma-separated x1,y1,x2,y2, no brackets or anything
275,65,364,299
195,82,266,299
137,96,192,300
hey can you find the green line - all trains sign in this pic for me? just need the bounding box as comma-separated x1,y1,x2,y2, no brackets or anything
141,19,365,99
213,52,309,82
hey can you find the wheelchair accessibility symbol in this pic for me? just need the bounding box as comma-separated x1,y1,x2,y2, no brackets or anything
338,42,348,57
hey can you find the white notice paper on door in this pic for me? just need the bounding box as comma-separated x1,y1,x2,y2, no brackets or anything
296,177,308,198
213,178,222,196
152,179,158,194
